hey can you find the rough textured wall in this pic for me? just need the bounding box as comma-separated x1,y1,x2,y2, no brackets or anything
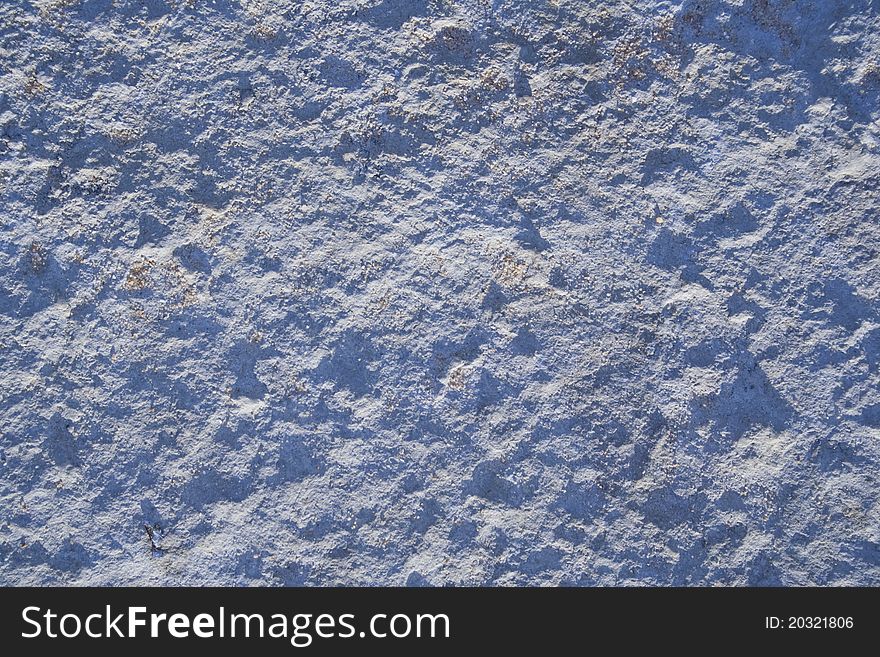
1,0,879,585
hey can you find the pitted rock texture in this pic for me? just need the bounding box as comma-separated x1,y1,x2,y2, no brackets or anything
1,0,879,585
